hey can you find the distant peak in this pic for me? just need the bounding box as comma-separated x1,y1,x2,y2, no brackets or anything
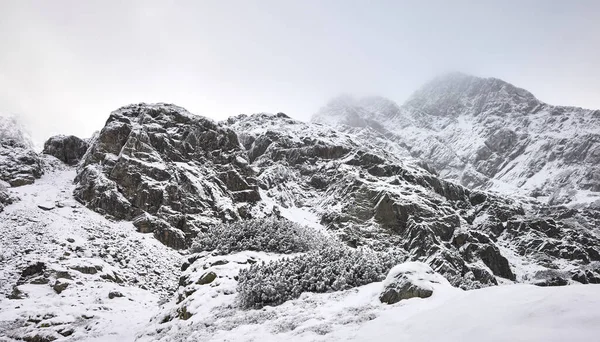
415,72,537,100
404,73,540,116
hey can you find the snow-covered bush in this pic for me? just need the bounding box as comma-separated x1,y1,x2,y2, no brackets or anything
237,244,403,308
189,217,330,254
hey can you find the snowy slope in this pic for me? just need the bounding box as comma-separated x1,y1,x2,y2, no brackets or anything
0,160,182,341
141,250,600,342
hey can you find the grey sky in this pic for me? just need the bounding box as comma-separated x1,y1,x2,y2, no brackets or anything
1,0,599,144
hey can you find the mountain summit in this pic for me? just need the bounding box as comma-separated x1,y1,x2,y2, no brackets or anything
313,73,600,206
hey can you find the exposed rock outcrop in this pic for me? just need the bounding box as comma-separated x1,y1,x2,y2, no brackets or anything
0,139,43,187
43,135,89,165
74,103,260,248
0,116,43,187
226,113,600,290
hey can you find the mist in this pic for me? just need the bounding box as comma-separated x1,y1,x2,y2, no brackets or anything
1,0,599,144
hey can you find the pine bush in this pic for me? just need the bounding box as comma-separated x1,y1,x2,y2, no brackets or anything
189,217,330,254
237,244,403,308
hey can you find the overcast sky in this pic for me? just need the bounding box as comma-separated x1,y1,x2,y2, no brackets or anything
1,0,599,143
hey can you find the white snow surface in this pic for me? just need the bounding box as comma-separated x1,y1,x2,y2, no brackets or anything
0,159,599,341
1,138,599,342
0,163,182,341
382,261,451,290
142,252,600,342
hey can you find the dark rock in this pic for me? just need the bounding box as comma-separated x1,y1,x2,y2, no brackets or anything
0,183,16,212
108,291,124,299
22,334,58,342
37,203,55,211
380,279,433,304
463,243,515,280
57,328,74,337
30,277,50,285
469,266,498,286
177,306,193,320
54,271,73,280
153,223,187,250
74,103,259,248
0,139,43,187
42,135,89,165
21,262,46,278
197,271,217,285
210,260,229,266
469,191,487,206
69,265,100,275
7,286,27,299
52,280,69,294
100,272,124,283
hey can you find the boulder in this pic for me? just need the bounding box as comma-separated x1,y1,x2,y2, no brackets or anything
379,262,450,304
43,135,89,165
17,262,46,285
108,291,124,299
197,271,217,285
52,280,70,294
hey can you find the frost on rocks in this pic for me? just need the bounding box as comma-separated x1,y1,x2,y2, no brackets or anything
0,120,44,188
224,112,600,290
313,72,600,207
73,103,261,248
1,73,600,342
379,262,450,304
42,134,90,165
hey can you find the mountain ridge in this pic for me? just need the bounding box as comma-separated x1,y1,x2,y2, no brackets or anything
313,73,600,207
1,74,600,341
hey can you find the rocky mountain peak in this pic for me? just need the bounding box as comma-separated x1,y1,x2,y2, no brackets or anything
404,72,541,117
313,73,600,206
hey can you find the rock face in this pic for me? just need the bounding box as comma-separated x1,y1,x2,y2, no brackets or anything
312,73,600,206
73,103,260,248
61,100,600,290
0,116,43,187
43,135,89,165
379,262,449,304
225,113,600,289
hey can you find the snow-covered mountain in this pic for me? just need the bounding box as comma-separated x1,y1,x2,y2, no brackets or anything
1,80,600,342
313,72,600,207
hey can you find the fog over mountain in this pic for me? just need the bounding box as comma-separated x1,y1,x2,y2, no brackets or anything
2,2,600,342
1,1,600,144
